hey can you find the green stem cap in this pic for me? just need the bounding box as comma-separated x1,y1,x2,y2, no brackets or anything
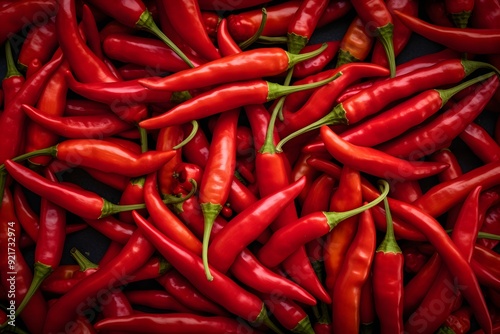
292,316,315,334
255,304,284,334
15,262,53,316
461,60,500,77
287,32,309,55
376,23,396,78
136,10,194,69
450,11,471,29
324,180,390,230
336,49,360,68
437,72,496,107
70,247,99,271
200,202,222,281
376,181,401,254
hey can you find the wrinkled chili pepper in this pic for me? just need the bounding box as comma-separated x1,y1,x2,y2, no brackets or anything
331,207,377,332
394,9,500,54
132,211,283,333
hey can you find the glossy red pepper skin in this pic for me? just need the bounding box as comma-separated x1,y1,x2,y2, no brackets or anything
293,42,339,79
336,16,374,66
471,244,500,290
217,18,241,58
379,75,499,159
320,126,449,181
94,313,258,333
0,0,57,46
156,270,228,316
261,293,314,333
124,290,192,313
132,211,280,331
208,177,306,274
0,51,62,168
323,166,362,291
103,33,204,73
17,17,58,72
0,189,47,334
394,9,500,54
470,0,500,29
162,0,220,60
460,123,500,163
84,216,135,245
22,104,133,139
332,208,377,333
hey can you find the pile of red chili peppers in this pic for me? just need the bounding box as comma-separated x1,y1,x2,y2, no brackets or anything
1,0,500,333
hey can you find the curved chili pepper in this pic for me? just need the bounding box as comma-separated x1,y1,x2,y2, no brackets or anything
41,229,155,333
257,181,389,268
84,0,194,67
144,171,202,255
94,313,258,333
301,173,335,216
394,9,500,54
331,207,377,332
3,41,25,106
445,0,475,28
116,177,146,224
278,59,498,146
260,293,314,334
460,122,500,163
217,18,242,57
373,193,404,333
13,184,39,242
350,0,396,77
319,125,449,181
132,211,283,333
292,42,339,79
379,75,499,159
22,104,133,139
208,177,306,274
161,0,220,61
14,168,67,317
139,70,339,130
470,0,500,29
405,186,483,334
125,290,191,313
4,139,176,178
103,33,204,73
156,270,228,316
24,61,68,167
0,0,57,46
471,244,500,290
3,160,153,219
389,180,422,203
479,205,500,250
336,16,374,67
339,72,494,147
100,290,133,323
431,148,463,182
199,109,239,281
323,165,362,291
139,45,328,91
156,125,185,196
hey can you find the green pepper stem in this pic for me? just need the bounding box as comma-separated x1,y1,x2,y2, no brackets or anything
70,247,99,270
139,126,148,153
276,67,295,122
256,305,284,334
257,36,288,44
276,104,348,152
376,23,396,78
173,120,198,150
0,146,57,171
136,10,194,69
170,90,192,104
477,232,500,240
376,181,401,254
462,60,500,77
438,72,496,107
324,180,390,230
287,43,328,69
5,41,22,79
200,202,223,281
15,262,53,317
293,316,315,334
239,8,267,50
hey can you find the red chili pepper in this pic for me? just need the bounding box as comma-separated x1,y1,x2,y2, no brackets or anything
198,109,239,280
444,0,475,28
198,0,270,10
14,168,67,317
156,270,228,316
331,208,377,332
301,173,336,216
132,211,282,332
401,243,429,273
292,42,339,79
338,72,494,147
100,290,133,323
460,122,500,163
350,0,396,77
379,75,499,159
94,313,259,333
103,33,204,73
161,0,220,61
0,0,57,46
42,229,155,333
479,205,500,250
394,9,500,54
470,0,500,29
22,104,133,139
373,193,404,333
438,307,472,334
336,16,374,67
371,0,418,69
139,45,329,91
64,98,112,116
84,216,135,244
3,41,25,105
208,177,306,274
388,180,422,203
83,0,193,67
405,186,483,334
323,165,362,291
471,244,500,291
0,189,48,334
260,293,314,333
257,181,389,268
217,18,242,57
124,289,192,313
